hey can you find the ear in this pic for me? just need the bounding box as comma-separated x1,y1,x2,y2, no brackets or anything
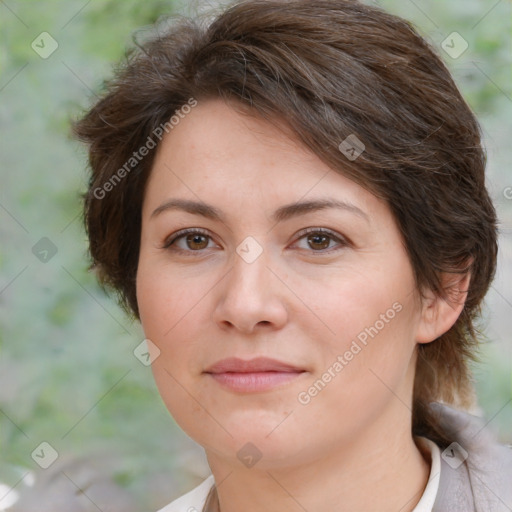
416,271,471,344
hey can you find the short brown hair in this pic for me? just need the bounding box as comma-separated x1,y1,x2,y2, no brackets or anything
73,0,498,447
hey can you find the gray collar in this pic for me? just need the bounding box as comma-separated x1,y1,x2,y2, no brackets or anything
429,402,512,512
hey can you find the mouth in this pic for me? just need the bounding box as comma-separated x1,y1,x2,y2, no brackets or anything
204,357,307,393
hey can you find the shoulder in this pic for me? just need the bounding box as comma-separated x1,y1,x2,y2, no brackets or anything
157,475,215,512
429,402,512,512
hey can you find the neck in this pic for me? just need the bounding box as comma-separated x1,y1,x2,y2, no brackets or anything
205,404,430,512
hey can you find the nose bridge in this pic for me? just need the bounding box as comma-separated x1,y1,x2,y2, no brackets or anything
229,235,272,295
213,235,288,331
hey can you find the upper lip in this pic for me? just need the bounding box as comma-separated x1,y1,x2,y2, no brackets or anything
205,357,305,374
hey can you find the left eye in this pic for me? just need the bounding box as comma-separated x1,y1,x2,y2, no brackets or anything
292,229,347,253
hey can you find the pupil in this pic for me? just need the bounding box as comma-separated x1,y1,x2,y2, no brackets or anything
310,234,328,249
189,234,207,249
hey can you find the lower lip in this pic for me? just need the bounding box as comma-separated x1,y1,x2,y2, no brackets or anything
207,371,305,392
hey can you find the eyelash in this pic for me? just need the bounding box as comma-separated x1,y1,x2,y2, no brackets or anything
161,227,349,256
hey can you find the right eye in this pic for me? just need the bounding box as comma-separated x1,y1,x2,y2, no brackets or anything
162,228,218,255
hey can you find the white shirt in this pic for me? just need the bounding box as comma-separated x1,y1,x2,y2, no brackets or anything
158,437,441,512
412,437,442,512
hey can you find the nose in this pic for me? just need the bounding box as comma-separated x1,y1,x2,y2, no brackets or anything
211,242,289,334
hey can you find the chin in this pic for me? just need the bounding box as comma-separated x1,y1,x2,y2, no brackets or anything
207,433,307,471
199,415,308,466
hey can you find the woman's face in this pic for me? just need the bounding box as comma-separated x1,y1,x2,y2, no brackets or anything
137,98,428,469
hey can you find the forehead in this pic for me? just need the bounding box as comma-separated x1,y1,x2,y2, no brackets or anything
143,98,382,221
152,98,312,175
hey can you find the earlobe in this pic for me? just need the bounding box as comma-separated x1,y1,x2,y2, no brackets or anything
416,271,471,344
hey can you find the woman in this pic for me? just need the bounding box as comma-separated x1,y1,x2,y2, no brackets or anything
73,0,512,510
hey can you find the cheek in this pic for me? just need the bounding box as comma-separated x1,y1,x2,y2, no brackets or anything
136,260,213,370
296,262,415,346
291,301,418,450
299,261,420,394
137,261,202,341
137,268,207,436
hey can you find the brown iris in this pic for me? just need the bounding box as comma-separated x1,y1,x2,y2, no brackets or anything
186,233,209,250
307,233,330,250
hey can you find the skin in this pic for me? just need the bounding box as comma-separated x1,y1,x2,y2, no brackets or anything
136,98,467,512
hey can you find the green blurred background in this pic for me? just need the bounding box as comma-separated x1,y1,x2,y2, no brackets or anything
0,0,511,510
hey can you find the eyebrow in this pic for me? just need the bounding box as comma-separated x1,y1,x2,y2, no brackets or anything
150,197,370,223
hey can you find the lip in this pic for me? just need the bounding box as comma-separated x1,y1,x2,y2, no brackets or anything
205,357,304,373
204,357,306,393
